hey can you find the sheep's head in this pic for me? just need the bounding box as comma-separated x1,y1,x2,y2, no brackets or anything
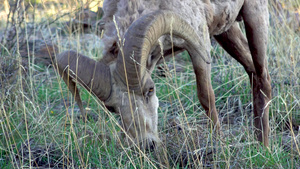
56,11,210,150
55,49,160,149
106,67,160,149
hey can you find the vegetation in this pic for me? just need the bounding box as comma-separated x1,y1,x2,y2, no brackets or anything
0,0,299,168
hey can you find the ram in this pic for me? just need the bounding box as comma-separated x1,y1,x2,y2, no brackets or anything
55,0,271,149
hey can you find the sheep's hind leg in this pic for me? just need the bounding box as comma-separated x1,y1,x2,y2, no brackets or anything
214,8,271,146
242,1,271,147
214,22,259,140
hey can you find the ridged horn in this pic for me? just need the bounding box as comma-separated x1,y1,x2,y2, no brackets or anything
115,10,211,89
56,50,112,101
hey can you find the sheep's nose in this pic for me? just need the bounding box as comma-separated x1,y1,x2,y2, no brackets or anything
145,140,156,151
150,140,156,150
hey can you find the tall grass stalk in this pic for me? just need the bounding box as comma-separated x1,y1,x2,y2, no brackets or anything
0,0,299,168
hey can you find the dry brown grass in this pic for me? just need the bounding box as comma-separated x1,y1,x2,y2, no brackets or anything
0,0,299,168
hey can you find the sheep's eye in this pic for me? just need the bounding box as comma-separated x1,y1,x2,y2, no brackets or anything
145,87,154,103
149,87,154,92
148,87,154,96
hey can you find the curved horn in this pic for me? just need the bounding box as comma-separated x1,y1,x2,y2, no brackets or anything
56,50,112,101
115,10,211,89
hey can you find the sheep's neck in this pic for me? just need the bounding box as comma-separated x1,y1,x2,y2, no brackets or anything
206,0,244,35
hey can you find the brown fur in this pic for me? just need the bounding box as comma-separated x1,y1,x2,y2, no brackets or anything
57,0,271,148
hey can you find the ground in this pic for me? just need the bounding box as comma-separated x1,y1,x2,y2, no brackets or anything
0,0,299,168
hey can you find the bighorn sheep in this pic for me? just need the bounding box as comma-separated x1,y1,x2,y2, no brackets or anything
56,0,271,148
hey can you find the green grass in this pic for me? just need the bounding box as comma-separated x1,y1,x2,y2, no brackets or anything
1,0,300,168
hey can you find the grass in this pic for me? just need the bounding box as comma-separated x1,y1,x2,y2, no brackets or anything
1,0,300,168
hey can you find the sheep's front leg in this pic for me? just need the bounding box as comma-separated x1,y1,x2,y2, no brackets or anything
191,56,220,133
241,0,271,147
214,22,255,79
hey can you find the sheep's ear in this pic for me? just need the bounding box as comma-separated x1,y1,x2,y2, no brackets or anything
147,51,161,73
147,46,185,73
